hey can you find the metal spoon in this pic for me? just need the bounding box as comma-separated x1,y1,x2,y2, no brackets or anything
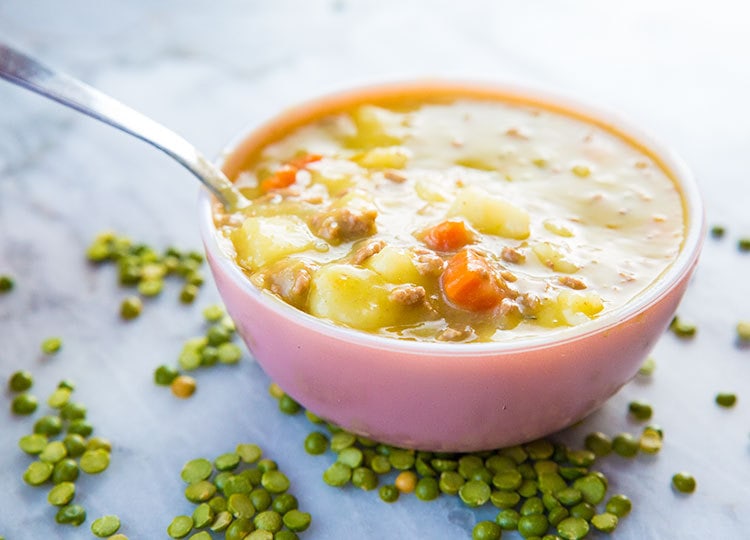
0,42,247,209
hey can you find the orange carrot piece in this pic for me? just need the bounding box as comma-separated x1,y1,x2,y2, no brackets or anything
260,165,298,193
421,220,473,251
441,248,507,311
260,154,322,193
287,153,323,169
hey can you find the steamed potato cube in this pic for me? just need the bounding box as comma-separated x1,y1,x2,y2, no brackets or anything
557,290,604,325
346,105,404,149
231,215,315,271
531,297,564,328
543,219,574,238
415,178,449,203
571,163,592,178
455,156,496,171
531,241,580,273
331,188,375,211
564,290,604,317
364,246,425,285
448,187,530,239
308,264,404,330
356,146,410,169
309,159,360,196
533,291,603,327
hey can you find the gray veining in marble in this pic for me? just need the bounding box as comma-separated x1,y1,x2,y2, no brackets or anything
2,1,750,538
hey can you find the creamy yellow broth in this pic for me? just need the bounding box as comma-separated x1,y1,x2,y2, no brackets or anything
213,95,684,343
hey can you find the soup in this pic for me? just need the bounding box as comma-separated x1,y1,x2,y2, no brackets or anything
213,90,684,343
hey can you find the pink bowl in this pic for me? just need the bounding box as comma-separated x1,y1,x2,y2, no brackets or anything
198,81,704,452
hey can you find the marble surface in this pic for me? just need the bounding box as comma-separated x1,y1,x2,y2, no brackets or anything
1,1,750,538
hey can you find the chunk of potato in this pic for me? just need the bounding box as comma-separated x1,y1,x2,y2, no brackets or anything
543,219,574,238
531,241,580,273
364,246,425,285
308,264,404,330
415,178,449,203
533,290,604,327
561,290,604,318
346,105,404,149
455,156,497,171
309,159,360,196
448,187,530,239
330,188,376,211
355,146,410,169
231,215,316,271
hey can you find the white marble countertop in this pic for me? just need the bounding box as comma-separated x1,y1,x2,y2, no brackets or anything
1,1,749,538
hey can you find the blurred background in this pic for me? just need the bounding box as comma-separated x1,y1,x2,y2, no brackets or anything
2,1,750,221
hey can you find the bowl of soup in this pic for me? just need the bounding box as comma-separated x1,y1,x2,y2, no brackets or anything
198,81,703,452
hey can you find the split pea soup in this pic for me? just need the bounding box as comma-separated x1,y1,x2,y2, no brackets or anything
213,90,685,343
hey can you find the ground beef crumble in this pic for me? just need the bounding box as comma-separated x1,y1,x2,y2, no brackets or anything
310,206,378,244
411,248,445,276
389,284,426,306
501,246,525,264
558,276,587,290
351,240,386,265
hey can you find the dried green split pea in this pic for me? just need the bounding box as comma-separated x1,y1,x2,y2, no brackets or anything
0,274,14,292
41,337,62,354
672,472,697,494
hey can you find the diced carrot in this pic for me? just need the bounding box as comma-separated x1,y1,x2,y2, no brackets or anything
421,220,474,251
260,165,298,193
259,154,322,193
441,248,507,311
287,153,323,169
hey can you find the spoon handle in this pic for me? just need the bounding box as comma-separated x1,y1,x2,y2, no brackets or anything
0,43,245,208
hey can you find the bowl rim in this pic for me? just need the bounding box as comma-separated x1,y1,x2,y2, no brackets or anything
198,79,705,358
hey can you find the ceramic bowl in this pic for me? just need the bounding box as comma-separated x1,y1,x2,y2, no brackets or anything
198,81,704,452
